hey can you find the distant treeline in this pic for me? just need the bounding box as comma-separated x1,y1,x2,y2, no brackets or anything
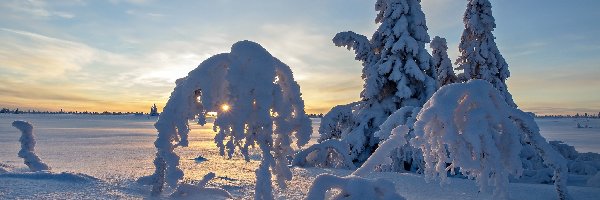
536,112,600,118
0,108,145,115
307,113,324,118
0,107,325,118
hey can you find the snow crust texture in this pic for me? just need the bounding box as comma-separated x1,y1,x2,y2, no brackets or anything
11,120,50,172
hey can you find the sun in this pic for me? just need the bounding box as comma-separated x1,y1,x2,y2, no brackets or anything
221,104,230,112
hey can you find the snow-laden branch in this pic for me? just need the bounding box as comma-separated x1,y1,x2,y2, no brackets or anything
12,121,50,172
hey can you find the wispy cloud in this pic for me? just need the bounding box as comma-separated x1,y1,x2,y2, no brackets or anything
2,0,75,19
0,28,95,77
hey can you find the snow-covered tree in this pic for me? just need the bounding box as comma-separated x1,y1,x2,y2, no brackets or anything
149,104,159,116
297,0,436,168
411,80,570,200
455,0,515,107
12,121,50,172
430,36,457,88
140,40,312,199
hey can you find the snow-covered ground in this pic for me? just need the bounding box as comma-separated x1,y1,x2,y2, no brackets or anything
0,114,599,199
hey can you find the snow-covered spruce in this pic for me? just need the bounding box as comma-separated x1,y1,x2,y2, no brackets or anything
411,80,570,200
12,121,50,172
305,174,405,200
300,0,436,168
141,40,312,199
430,36,457,88
455,0,515,107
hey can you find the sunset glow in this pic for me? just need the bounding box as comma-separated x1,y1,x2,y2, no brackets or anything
0,1,598,115
221,104,230,112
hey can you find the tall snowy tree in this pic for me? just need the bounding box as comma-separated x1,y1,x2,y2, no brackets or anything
297,0,436,167
430,36,457,88
455,0,516,107
139,41,312,200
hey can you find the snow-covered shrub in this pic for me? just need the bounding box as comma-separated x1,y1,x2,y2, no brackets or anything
430,36,456,88
587,172,600,188
371,106,424,172
292,139,355,169
170,172,232,199
305,174,405,200
142,40,312,199
354,125,409,176
455,0,515,107
12,121,50,172
318,102,358,142
550,141,600,176
412,80,570,200
307,0,436,167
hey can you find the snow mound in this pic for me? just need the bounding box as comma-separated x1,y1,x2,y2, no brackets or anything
0,171,98,183
587,172,600,187
305,173,405,200
170,172,232,199
0,162,13,173
292,139,355,169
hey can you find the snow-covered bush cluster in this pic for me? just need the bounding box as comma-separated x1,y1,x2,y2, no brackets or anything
297,0,575,199
305,174,404,200
12,120,50,172
318,102,358,142
142,40,312,199
411,80,527,199
549,141,600,176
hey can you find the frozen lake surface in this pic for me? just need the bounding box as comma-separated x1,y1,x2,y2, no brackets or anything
0,114,599,199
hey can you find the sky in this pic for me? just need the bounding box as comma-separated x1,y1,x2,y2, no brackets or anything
0,0,599,115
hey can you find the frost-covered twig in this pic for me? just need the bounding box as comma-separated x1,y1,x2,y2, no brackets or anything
12,120,50,172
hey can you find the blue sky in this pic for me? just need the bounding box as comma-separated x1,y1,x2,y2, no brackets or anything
0,0,599,115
